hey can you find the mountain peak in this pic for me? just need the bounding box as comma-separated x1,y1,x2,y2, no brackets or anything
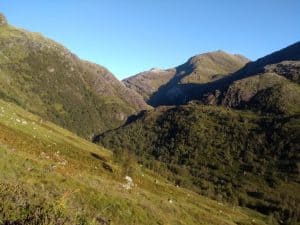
188,50,249,66
0,13,8,26
149,67,163,73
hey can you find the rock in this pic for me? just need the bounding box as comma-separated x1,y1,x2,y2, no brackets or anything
125,176,133,183
102,162,113,173
122,176,134,190
47,67,55,73
0,13,7,26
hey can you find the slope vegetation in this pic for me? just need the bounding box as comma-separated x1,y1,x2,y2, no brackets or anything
96,104,300,225
0,14,149,137
0,99,268,225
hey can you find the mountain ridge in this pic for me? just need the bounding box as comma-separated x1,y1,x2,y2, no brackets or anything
0,15,150,137
124,41,300,112
123,50,249,105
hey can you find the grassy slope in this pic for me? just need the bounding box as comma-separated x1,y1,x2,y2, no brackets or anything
0,21,149,138
96,104,300,224
0,99,268,225
180,51,249,84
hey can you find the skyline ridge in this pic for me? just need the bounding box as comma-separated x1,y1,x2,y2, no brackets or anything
2,0,300,79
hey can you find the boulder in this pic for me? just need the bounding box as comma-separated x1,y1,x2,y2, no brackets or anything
0,13,7,26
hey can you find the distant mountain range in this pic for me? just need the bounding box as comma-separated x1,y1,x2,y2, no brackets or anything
124,42,300,115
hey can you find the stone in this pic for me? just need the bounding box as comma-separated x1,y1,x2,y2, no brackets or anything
0,13,8,26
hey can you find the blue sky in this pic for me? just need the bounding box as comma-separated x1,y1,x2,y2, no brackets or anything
2,0,300,79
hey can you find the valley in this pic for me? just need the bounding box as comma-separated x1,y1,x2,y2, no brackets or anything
0,11,299,225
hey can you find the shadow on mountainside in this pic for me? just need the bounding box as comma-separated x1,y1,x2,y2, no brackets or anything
148,41,300,107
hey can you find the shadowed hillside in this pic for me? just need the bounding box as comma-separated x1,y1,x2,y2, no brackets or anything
123,51,249,104
199,42,300,114
125,42,300,112
101,42,300,225
95,103,300,225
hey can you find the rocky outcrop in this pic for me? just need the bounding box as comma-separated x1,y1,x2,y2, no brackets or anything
0,13,7,26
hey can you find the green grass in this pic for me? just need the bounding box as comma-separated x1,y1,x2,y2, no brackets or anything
0,99,269,225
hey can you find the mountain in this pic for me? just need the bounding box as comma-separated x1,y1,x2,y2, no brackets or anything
123,51,249,104
100,43,300,224
0,99,269,225
123,51,249,105
95,103,300,225
97,42,300,224
123,68,176,100
0,14,150,137
124,42,300,114
199,42,300,114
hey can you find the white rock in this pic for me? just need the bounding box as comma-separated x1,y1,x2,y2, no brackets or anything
125,176,133,183
122,176,134,190
48,67,55,73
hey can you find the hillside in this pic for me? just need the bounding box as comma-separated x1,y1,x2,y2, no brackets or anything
95,104,300,225
0,99,269,225
199,42,300,114
213,72,300,114
123,51,249,104
0,14,150,137
124,42,300,112
123,68,176,100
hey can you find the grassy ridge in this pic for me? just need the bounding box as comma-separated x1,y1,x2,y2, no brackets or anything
0,99,268,225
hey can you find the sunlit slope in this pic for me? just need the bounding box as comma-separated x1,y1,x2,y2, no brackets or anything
0,99,267,225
